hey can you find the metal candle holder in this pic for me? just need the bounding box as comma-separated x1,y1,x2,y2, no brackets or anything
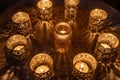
94,33,119,64
12,11,32,36
5,35,30,64
72,53,97,80
33,0,54,42
29,53,54,80
64,0,80,25
88,8,108,32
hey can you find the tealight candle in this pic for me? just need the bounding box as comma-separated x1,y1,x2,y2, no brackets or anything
12,12,32,35
75,62,89,73
88,8,108,32
54,22,72,53
35,65,49,74
14,45,24,51
100,43,111,49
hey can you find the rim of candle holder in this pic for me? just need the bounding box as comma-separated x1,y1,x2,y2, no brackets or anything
98,33,119,49
37,0,53,10
55,22,72,35
6,34,27,50
12,11,30,23
90,8,108,20
65,0,80,7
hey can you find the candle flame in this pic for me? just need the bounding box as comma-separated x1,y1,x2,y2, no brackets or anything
40,68,44,73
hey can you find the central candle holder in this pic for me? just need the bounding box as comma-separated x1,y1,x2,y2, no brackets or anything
5,34,30,65
29,53,54,80
94,33,119,64
72,53,97,80
54,22,72,53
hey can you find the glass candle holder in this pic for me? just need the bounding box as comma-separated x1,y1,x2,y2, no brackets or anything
64,0,79,25
94,33,119,64
5,35,30,64
37,0,53,21
29,53,54,80
54,22,72,53
72,53,97,80
88,8,108,32
12,11,32,36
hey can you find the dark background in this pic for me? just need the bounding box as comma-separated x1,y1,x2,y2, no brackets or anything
0,0,120,13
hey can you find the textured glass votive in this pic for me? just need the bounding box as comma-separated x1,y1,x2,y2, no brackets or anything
5,35,30,63
37,0,53,20
54,22,72,53
30,53,54,80
64,0,79,25
72,53,97,80
88,8,108,32
12,12,32,35
94,33,119,63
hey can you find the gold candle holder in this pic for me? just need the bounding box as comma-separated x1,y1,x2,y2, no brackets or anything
88,8,108,32
29,53,54,79
54,22,72,53
72,53,97,80
12,11,32,36
37,0,53,20
94,33,119,64
5,35,30,64
64,0,79,25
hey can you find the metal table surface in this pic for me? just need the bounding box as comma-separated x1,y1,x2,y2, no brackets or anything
0,0,120,80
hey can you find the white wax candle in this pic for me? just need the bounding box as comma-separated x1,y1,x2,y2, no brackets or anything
35,65,49,74
14,45,24,51
100,43,111,49
75,62,89,73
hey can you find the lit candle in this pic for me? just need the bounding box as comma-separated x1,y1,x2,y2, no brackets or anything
14,45,24,51
35,65,49,74
100,43,111,49
75,62,89,73
37,0,53,10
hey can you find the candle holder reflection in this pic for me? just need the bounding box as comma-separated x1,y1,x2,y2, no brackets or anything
12,11,32,36
88,8,108,32
54,22,72,53
5,35,30,65
72,53,97,80
33,0,54,42
29,53,54,80
94,33,119,64
64,0,79,25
